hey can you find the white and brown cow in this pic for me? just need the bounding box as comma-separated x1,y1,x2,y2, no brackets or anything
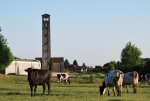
122,71,139,93
57,74,70,85
99,70,124,96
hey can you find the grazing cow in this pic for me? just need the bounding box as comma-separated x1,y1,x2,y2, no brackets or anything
57,74,70,85
25,68,51,96
139,74,150,85
99,70,124,96
122,71,139,93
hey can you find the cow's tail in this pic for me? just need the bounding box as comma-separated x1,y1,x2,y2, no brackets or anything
134,71,139,81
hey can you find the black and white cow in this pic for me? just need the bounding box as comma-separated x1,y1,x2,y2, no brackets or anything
57,74,70,85
139,74,150,85
99,70,124,96
122,71,139,93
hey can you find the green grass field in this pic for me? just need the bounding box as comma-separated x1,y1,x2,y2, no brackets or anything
0,74,150,101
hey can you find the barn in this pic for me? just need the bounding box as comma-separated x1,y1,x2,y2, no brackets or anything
35,57,66,76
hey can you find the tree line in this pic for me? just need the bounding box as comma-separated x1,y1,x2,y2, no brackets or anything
94,42,149,75
0,27,13,70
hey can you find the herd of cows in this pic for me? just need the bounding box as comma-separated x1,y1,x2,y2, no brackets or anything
99,70,150,96
24,68,150,97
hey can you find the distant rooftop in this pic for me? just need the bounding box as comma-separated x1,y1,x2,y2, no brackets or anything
14,56,40,62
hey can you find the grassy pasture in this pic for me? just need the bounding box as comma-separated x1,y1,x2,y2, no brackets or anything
0,74,150,101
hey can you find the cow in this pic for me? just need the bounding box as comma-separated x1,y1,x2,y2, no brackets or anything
122,71,139,93
25,68,51,97
99,70,124,96
57,74,70,85
139,74,150,85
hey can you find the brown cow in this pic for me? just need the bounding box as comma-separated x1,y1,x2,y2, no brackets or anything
122,71,139,93
25,68,51,96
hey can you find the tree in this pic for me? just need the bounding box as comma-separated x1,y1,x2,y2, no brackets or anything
94,65,102,73
109,61,117,69
116,61,122,70
64,59,70,69
82,63,86,67
103,62,109,73
0,27,13,70
73,60,78,66
120,42,143,72
108,63,115,71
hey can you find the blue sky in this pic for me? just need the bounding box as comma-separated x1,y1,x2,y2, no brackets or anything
0,0,150,67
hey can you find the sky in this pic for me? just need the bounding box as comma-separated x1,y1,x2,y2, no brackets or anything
0,0,150,67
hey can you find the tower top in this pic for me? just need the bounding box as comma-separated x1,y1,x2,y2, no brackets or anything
42,14,51,17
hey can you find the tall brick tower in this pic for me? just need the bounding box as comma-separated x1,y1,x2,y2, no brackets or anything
42,14,51,70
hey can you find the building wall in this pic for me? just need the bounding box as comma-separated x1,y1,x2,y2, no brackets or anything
53,63,64,72
36,57,64,72
5,60,41,75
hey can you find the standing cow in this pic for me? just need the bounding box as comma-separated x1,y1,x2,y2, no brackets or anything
25,68,51,96
139,74,150,85
122,71,139,93
57,74,70,85
99,70,124,96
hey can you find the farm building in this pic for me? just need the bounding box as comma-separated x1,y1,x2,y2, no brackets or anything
0,57,41,75
35,57,65,73
0,57,65,75
66,64,88,73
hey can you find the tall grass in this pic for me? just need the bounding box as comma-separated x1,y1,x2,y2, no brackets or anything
0,74,150,101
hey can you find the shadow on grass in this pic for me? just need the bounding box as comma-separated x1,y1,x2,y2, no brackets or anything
5,92,53,96
50,93,69,96
138,85,150,88
0,88,13,90
6,92,23,95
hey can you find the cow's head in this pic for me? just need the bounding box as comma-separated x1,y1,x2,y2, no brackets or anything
99,81,106,95
25,68,33,72
99,86,106,95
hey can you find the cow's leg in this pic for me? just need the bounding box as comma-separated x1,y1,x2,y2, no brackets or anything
107,87,110,96
58,78,60,84
64,80,66,85
112,87,116,96
34,85,37,96
65,79,68,85
126,85,129,93
120,85,122,96
42,83,46,95
116,85,121,96
30,85,33,97
68,79,70,85
47,83,50,95
133,83,138,93
59,78,61,84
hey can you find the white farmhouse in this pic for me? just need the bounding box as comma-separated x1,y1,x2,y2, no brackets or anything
3,57,41,75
